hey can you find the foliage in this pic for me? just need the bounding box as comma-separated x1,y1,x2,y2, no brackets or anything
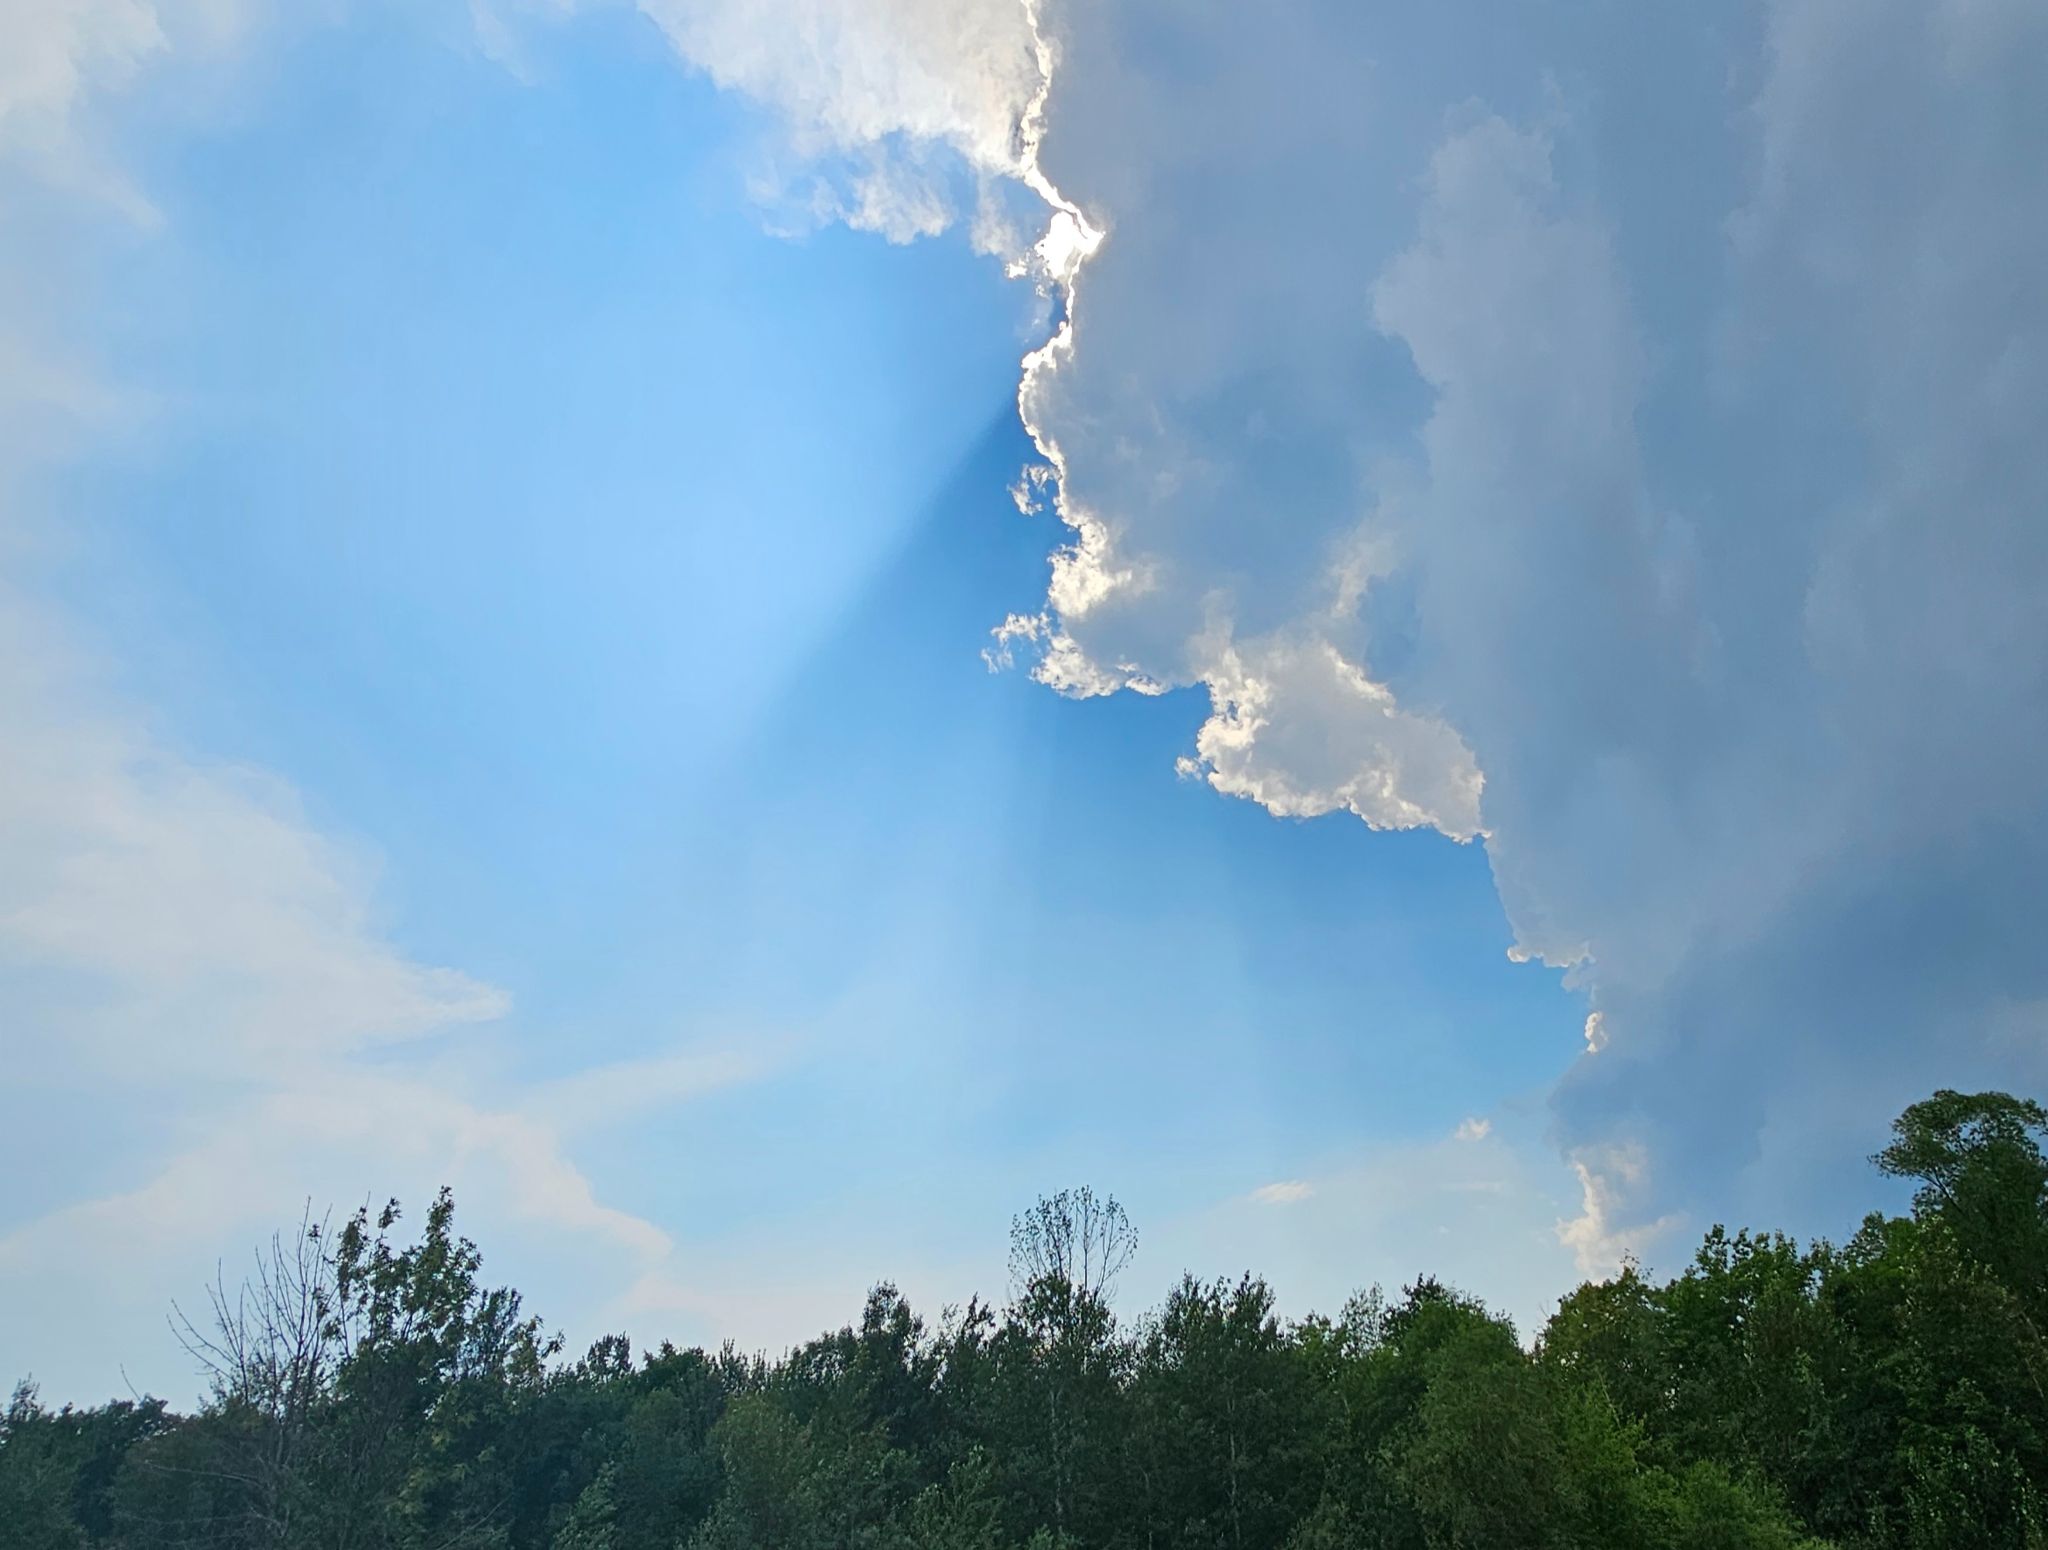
5,1093,2048,1548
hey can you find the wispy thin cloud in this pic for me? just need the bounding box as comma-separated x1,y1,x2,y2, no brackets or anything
1251,1180,1314,1206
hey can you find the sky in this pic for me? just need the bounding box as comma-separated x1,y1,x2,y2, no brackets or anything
1,0,2042,1405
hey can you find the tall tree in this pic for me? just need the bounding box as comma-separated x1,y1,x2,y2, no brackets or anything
999,1191,1136,1545
1875,1089,2048,1313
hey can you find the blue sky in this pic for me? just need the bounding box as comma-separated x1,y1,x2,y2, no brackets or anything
5,0,2043,1405
0,3,1589,1403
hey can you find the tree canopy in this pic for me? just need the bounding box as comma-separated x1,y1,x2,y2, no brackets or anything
6,1088,2047,1549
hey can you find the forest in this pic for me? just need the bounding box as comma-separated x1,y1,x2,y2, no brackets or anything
4,1088,2045,1549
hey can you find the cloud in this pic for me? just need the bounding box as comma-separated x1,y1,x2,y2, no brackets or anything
0,592,509,1077
0,0,269,220
1555,1142,1681,1279
0,1055,752,1401
998,0,2048,1253
532,1043,788,1134
1251,1180,1313,1206
0,0,167,156
0,560,787,1399
1174,633,1484,837
1003,3,1488,841
640,0,1036,168
475,0,1082,255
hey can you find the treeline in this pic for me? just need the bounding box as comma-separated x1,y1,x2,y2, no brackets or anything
5,1089,2047,1549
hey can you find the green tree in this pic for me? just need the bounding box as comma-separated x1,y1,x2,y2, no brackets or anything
687,1395,832,1550
1876,1089,2048,1325
19,1088,2048,1550
553,1462,618,1550
1127,1273,1314,1549
0,1383,89,1550
997,1191,1136,1544
883,1448,1008,1550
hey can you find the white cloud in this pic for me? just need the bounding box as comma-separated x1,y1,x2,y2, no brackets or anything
0,0,167,153
0,592,509,1077
1250,1179,1312,1205
1453,1116,1490,1142
531,1043,786,1134
639,0,1037,172
476,0,1086,257
0,0,266,219
1556,1142,1682,1279
0,566,783,1400
1177,632,1483,837
2,1082,739,1403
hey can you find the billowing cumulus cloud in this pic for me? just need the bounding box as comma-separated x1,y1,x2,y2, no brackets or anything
638,0,1037,169
639,0,1044,244
1002,0,2048,1257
